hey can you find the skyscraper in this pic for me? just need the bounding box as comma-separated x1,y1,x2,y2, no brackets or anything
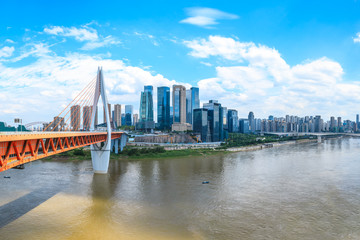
185,87,200,125
121,113,126,126
338,117,342,132
113,104,121,128
248,111,255,133
157,86,170,130
227,109,238,133
139,86,155,131
222,107,228,130
89,106,98,128
186,89,191,124
239,119,250,134
203,100,223,142
193,108,209,142
133,113,139,126
83,106,91,130
70,105,80,131
172,85,186,124
140,86,154,122
103,103,111,123
314,115,322,132
125,105,133,126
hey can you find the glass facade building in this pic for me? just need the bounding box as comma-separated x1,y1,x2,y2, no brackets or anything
157,86,170,130
140,86,154,122
248,111,255,133
193,108,209,142
172,85,186,124
227,109,238,133
203,100,223,142
185,87,200,125
239,119,250,134
125,105,133,126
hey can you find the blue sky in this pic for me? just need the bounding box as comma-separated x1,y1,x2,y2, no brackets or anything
1,0,360,124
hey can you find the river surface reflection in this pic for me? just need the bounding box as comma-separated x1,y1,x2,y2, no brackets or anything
1,138,360,239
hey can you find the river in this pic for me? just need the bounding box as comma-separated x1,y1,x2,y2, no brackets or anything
1,137,360,239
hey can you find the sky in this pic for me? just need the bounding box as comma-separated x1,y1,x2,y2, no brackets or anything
1,0,360,125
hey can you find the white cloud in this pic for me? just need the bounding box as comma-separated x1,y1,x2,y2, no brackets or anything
5,39,15,44
353,32,360,43
200,61,212,67
44,26,98,41
0,48,187,125
185,36,359,119
44,25,120,50
7,43,51,62
0,46,15,58
180,7,238,28
81,35,121,50
134,32,159,46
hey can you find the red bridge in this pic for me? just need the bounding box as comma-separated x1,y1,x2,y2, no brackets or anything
1,68,124,174
0,131,124,172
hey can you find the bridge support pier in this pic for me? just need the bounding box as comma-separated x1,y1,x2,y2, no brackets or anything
110,134,128,154
120,134,127,151
91,145,110,174
317,135,322,143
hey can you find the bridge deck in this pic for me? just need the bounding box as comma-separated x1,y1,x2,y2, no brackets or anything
0,131,124,172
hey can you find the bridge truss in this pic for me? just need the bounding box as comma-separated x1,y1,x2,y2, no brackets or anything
0,131,123,173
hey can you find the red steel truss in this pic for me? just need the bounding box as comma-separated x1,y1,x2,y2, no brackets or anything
0,132,123,172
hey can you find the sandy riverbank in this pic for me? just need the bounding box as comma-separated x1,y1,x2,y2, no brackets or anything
226,138,318,152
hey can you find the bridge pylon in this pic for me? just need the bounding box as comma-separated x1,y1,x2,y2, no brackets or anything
90,67,111,174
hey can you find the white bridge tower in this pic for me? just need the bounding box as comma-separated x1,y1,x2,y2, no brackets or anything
90,67,112,174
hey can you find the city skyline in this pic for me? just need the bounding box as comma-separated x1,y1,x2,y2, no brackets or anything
1,1,360,124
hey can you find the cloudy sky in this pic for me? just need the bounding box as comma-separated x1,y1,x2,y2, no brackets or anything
1,0,360,125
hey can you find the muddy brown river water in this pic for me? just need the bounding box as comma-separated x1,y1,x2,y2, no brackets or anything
1,138,360,239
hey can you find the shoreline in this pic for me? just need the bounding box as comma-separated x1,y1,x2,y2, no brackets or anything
225,138,318,152
43,138,321,162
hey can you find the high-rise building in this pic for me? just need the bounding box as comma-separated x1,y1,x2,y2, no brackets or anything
49,116,65,131
356,114,359,129
103,103,111,123
125,105,133,126
222,107,228,130
169,106,173,126
133,113,139,126
140,86,154,122
248,111,255,133
83,106,91,130
113,104,121,128
330,116,336,132
70,105,81,131
121,114,126,126
89,106,98,128
227,109,238,133
338,117,342,132
314,115,322,132
157,87,170,130
203,100,223,142
172,85,191,131
193,108,209,142
239,119,250,134
139,86,155,131
172,85,186,123
186,90,191,124
185,87,200,125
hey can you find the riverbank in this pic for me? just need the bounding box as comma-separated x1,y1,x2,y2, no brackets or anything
226,138,318,152
43,138,319,162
